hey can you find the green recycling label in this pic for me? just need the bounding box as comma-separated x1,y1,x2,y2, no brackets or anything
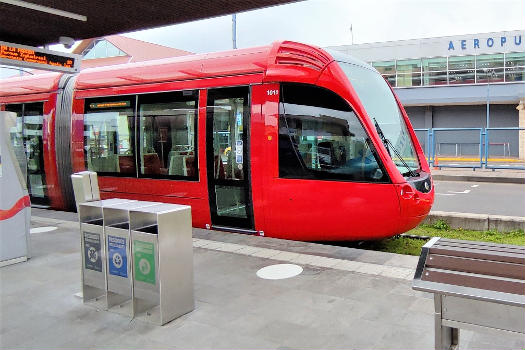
133,240,156,285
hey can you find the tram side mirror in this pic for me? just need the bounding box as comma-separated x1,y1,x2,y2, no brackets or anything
371,169,383,180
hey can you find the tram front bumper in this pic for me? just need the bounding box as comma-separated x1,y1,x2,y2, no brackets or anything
396,172,435,233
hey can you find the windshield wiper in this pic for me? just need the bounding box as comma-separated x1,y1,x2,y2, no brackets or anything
373,118,417,178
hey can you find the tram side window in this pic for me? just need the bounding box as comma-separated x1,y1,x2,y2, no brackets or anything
4,104,24,165
138,91,198,179
279,84,387,182
84,98,135,175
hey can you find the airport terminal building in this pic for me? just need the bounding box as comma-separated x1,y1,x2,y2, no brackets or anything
328,30,525,159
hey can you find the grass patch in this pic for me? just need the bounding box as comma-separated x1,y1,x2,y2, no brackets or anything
357,236,425,256
355,225,525,256
408,225,525,246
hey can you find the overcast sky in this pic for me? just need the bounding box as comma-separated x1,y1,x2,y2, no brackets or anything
122,0,525,53
1,0,524,78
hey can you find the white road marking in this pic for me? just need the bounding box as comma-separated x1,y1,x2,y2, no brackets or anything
447,190,471,194
436,193,455,196
471,185,479,188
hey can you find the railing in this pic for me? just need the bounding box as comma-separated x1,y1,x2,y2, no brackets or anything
485,127,525,170
413,127,525,170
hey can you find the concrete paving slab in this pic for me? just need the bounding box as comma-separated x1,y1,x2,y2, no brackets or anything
1,211,523,350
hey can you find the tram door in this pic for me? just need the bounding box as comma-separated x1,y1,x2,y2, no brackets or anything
5,103,48,206
206,87,254,230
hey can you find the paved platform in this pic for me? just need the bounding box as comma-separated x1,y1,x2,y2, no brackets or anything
1,209,524,349
431,168,525,184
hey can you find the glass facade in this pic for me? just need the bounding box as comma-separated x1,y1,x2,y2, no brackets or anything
82,39,127,59
371,52,524,87
372,61,396,86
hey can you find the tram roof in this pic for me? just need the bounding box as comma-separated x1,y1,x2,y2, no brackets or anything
74,41,335,90
0,72,62,98
1,0,302,47
0,41,339,96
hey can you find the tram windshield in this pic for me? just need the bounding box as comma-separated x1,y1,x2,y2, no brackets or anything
338,62,420,175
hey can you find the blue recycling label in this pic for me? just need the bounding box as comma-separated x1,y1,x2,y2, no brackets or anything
107,235,127,278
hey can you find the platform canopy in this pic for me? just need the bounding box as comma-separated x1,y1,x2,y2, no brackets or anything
0,0,301,47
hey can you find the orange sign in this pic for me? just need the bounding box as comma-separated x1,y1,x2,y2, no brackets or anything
0,41,80,73
89,101,131,109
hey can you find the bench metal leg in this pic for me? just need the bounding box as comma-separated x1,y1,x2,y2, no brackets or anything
435,294,459,350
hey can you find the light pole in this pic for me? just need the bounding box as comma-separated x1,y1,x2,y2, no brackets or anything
483,68,496,167
232,14,237,49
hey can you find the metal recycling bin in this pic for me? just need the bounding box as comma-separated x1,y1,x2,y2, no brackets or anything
102,200,160,316
78,198,133,309
130,203,194,325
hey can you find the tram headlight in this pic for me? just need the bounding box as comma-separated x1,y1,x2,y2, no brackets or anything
400,184,415,199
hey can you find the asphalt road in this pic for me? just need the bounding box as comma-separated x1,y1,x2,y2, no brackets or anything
432,180,525,217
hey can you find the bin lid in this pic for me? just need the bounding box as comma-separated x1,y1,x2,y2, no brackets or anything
129,203,190,214
79,198,134,208
102,200,162,211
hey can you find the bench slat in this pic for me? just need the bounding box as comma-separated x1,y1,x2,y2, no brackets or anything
426,254,525,280
429,246,525,265
437,238,525,252
422,268,525,295
434,240,525,255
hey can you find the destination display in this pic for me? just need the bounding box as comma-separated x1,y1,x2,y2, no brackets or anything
0,41,80,73
89,101,130,109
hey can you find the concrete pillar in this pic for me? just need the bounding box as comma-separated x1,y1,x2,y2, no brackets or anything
518,101,525,160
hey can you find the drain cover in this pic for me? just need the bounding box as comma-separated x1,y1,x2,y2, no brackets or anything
30,226,58,234
256,264,303,280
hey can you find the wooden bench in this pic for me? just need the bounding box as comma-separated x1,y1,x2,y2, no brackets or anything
412,237,525,350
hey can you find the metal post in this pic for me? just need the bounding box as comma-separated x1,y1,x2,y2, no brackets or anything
486,70,490,130
480,129,486,169
428,129,433,165
484,69,494,168
232,14,237,49
434,294,459,350
518,102,525,161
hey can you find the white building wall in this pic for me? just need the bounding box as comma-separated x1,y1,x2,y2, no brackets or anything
327,30,525,62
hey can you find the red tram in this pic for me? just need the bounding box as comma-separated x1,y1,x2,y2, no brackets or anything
0,41,434,241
